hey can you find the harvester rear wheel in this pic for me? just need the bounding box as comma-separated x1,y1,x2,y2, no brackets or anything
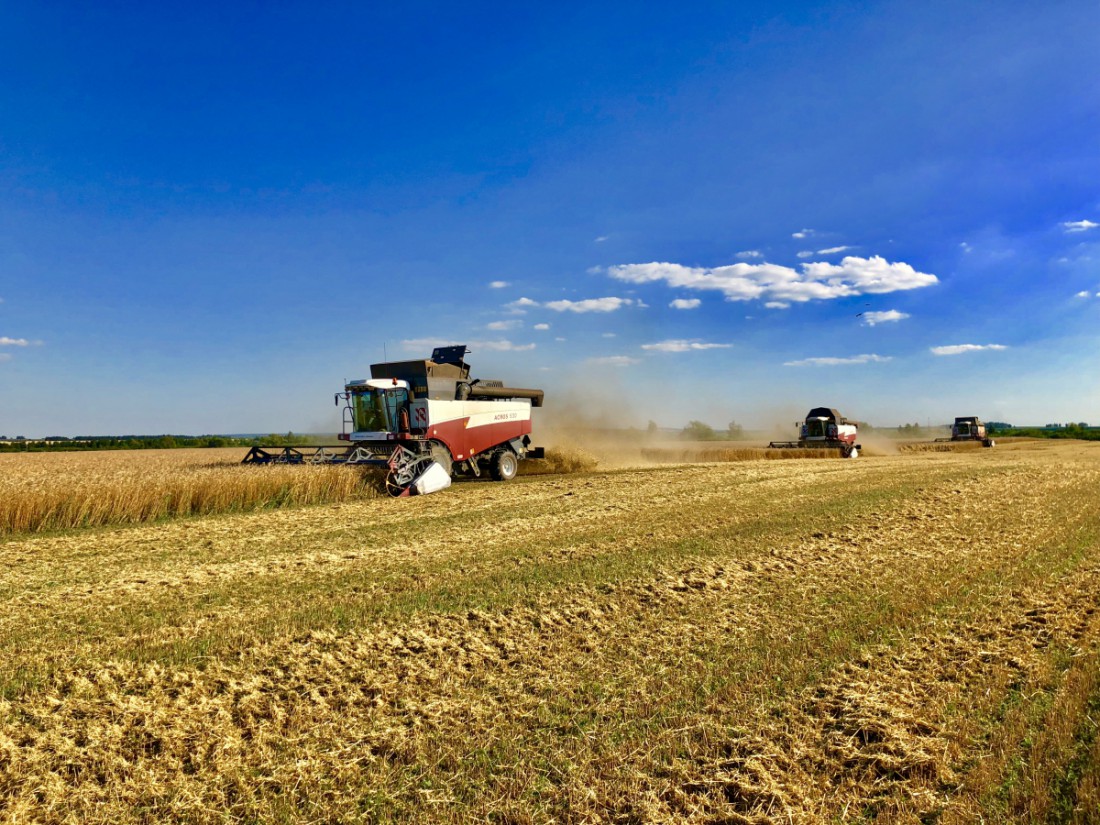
489,449,518,481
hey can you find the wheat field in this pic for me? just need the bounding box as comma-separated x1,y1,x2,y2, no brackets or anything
0,448,376,534
0,446,604,535
2,441,1100,822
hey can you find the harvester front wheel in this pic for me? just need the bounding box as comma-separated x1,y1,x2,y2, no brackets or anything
489,449,518,481
429,441,453,476
845,446,860,459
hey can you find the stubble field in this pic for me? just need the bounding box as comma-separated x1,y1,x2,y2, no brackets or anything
2,441,1099,823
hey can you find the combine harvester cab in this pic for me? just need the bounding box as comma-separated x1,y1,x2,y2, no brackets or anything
769,407,862,458
242,345,545,496
935,416,995,447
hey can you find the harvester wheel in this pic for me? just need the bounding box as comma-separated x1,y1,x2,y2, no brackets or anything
984,438,995,448
429,441,453,476
845,446,860,459
489,449,518,481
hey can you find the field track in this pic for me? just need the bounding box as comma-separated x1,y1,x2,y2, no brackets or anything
3,441,1100,823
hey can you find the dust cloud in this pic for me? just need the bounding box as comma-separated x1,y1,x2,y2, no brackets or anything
533,381,664,469
858,431,901,456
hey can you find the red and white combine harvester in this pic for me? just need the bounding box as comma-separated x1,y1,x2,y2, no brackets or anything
769,407,862,458
242,345,545,496
936,416,995,448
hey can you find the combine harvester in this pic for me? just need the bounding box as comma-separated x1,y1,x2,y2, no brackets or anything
242,345,545,496
768,407,862,458
935,416,995,448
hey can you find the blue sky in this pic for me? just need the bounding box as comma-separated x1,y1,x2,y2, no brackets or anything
2,1,1098,436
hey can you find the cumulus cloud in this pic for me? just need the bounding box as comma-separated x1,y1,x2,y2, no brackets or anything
603,255,937,305
1062,220,1099,233
736,250,763,259
859,309,909,326
641,339,732,353
586,355,640,367
796,251,814,259
792,229,816,239
784,354,892,367
0,337,30,346
533,323,550,330
486,320,521,331
506,297,539,314
401,338,536,353
488,280,511,289
477,340,537,352
543,297,638,313
669,298,701,309
930,344,1008,356
1075,291,1092,298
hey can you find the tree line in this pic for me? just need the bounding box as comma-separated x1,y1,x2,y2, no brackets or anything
0,433,317,452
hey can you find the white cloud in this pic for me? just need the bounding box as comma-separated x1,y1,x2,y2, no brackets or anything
931,344,1008,356
543,297,638,313
533,323,550,330
401,338,536,353
603,255,937,305
401,338,452,352
784,354,892,367
488,280,511,289
736,250,763,259
1062,220,1099,233
0,337,30,346
602,332,617,338
817,246,852,255
594,235,609,243
764,301,790,309
960,242,973,254
506,297,539,314
859,309,910,326
586,355,639,367
792,229,816,239
486,319,522,331
641,339,732,353
477,340,537,352
796,250,814,259
669,298,701,310
554,337,566,342
1075,291,1091,298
